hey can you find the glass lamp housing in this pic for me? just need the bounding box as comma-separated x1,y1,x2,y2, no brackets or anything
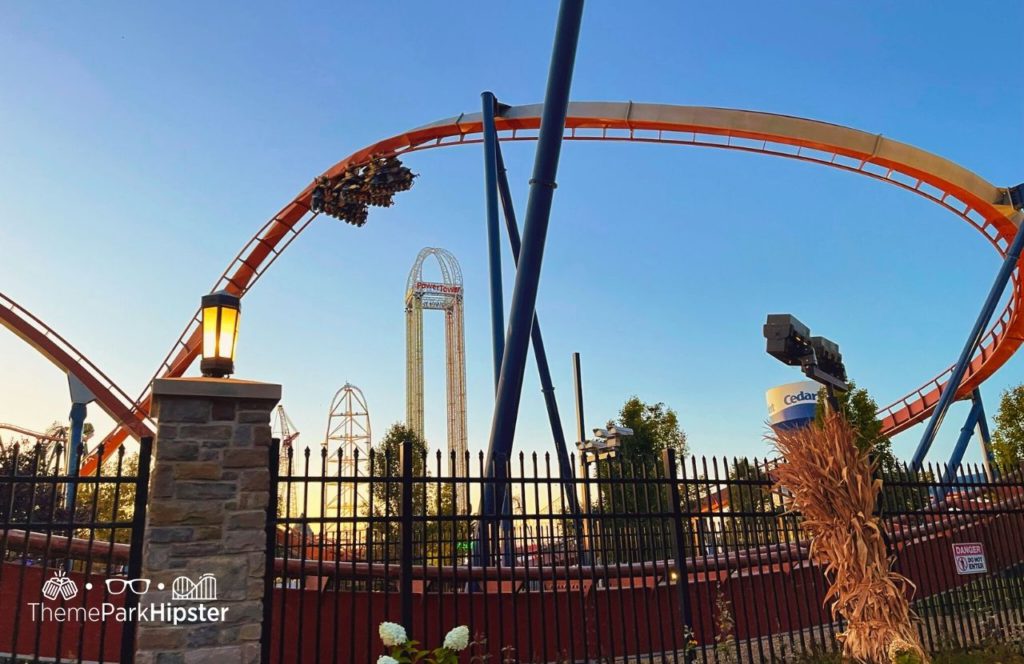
200,291,240,378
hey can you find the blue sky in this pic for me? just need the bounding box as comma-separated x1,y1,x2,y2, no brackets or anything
2,1,1023,469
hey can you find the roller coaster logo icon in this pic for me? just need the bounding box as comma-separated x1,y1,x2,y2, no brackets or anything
171,573,217,602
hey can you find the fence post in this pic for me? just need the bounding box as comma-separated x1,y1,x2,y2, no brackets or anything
119,435,152,664
663,449,694,655
135,378,281,664
261,438,280,664
400,435,414,630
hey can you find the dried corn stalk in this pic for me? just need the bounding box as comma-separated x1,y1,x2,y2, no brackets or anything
767,414,928,663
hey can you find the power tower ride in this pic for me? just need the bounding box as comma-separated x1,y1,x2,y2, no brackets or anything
271,405,301,518
405,248,468,481
323,383,372,541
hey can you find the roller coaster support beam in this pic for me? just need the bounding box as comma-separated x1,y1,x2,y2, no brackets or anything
66,402,86,510
482,91,506,391
483,92,515,565
65,375,95,538
942,388,996,485
976,393,997,481
478,0,584,561
942,391,982,486
915,200,1024,470
494,138,582,519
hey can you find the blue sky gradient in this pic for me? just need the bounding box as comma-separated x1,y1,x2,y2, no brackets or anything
2,2,1023,467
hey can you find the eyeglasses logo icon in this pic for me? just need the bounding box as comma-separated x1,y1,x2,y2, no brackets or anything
105,578,151,595
172,573,217,602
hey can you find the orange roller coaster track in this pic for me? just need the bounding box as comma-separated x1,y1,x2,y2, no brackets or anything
0,292,155,447
74,102,1021,473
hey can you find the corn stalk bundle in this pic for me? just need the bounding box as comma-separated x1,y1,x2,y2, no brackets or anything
767,415,928,663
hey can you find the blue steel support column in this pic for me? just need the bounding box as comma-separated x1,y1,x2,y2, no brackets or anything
942,394,983,486
482,91,514,565
914,218,1024,468
65,401,86,517
974,391,997,480
495,141,581,516
478,0,585,554
482,91,506,390
65,375,94,538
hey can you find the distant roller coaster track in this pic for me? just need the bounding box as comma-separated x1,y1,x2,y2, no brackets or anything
2,102,1014,475
0,423,64,443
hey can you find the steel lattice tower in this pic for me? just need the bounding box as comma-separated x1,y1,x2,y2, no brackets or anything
270,405,301,518
323,383,372,538
405,248,467,481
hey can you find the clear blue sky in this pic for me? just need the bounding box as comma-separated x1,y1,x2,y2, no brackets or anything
2,1,1023,468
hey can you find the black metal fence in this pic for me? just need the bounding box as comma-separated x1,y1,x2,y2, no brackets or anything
0,437,152,664
264,441,1024,663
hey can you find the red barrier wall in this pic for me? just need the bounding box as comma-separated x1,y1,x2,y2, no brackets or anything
267,508,1024,663
0,563,126,661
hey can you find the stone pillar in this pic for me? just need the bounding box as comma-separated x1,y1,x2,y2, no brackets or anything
135,377,281,664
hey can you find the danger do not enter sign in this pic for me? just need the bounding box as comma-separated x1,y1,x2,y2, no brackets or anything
952,542,988,575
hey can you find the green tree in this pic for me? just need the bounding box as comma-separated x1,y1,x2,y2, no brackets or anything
360,425,474,567
992,384,1024,468
0,439,70,531
608,396,688,466
73,450,139,543
427,475,472,566
0,435,140,546
724,457,781,547
364,423,429,562
366,423,428,518
814,381,898,476
588,397,688,562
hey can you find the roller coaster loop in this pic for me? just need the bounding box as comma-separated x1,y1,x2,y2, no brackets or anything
17,101,1017,474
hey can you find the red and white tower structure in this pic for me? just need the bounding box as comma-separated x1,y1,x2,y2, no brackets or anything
405,248,467,481
323,383,372,539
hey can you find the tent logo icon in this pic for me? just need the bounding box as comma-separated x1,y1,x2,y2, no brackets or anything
171,573,217,601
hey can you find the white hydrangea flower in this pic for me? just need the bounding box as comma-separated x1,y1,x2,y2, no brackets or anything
378,656,400,664
378,622,407,647
443,625,470,651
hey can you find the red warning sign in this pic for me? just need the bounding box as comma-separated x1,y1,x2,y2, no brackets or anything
952,542,987,575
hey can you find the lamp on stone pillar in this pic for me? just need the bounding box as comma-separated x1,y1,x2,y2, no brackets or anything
200,291,240,378
137,376,281,664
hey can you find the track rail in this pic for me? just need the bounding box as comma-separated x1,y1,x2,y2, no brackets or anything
85,102,1022,471
0,423,65,443
0,292,154,446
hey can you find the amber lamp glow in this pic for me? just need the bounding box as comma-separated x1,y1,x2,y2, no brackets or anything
200,291,240,378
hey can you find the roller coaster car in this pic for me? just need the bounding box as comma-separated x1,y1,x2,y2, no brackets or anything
369,158,415,190
310,176,332,212
337,202,369,227
339,171,363,191
345,190,371,205
311,187,325,212
370,171,390,188
309,157,414,226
